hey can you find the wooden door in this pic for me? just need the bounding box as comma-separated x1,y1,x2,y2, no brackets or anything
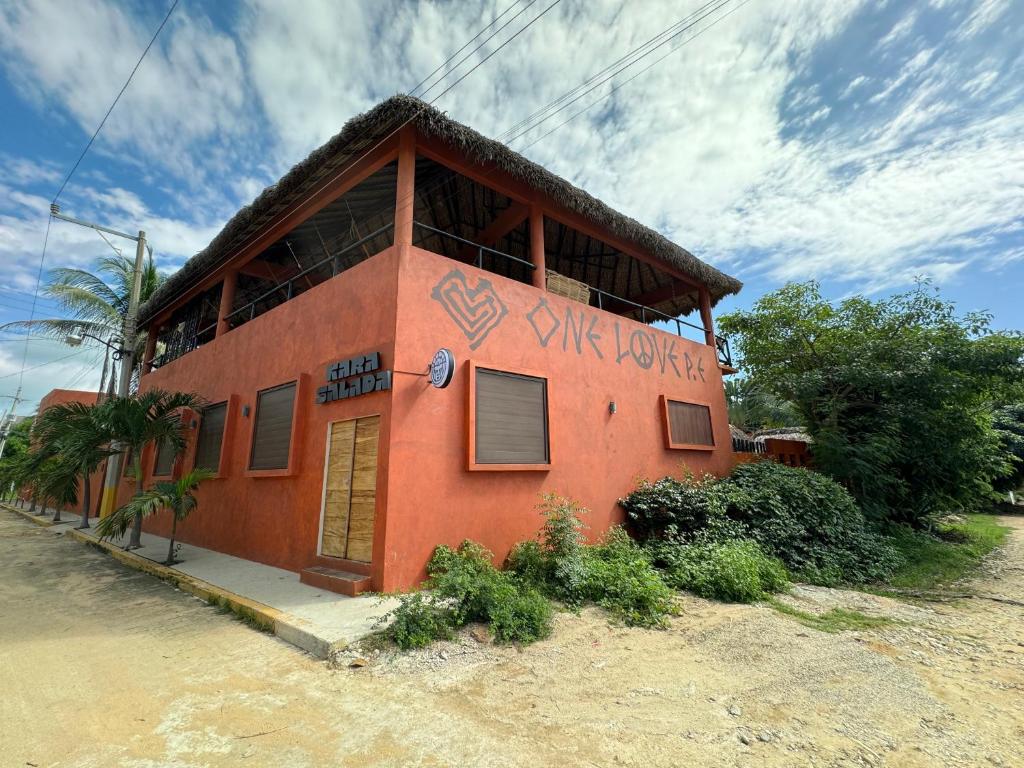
320,415,380,562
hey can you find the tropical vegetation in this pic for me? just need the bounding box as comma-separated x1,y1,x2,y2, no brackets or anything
0,253,164,393
718,281,1024,526
96,468,215,564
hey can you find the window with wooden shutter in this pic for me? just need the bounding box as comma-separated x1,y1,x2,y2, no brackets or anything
153,437,176,476
249,382,296,470
194,402,227,472
474,368,549,466
663,397,715,449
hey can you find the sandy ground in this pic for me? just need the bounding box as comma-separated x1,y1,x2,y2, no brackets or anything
1,510,1022,767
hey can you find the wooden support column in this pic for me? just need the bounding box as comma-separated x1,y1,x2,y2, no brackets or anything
530,205,546,290
142,328,157,375
698,287,716,348
394,128,416,248
216,269,238,338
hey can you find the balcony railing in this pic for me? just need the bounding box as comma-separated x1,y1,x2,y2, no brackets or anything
151,221,733,369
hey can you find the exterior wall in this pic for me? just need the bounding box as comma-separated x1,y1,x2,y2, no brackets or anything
35,389,102,512
380,246,732,590
129,247,401,583
763,438,811,467
126,244,732,593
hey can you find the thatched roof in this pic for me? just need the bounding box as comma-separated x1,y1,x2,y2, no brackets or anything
140,95,741,325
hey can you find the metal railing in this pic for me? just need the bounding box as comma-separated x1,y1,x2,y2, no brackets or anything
225,223,395,328
151,218,733,370
413,221,536,271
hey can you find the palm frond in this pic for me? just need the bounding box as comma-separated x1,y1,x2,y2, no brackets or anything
0,318,109,342
44,284,123,326
45,267,121,309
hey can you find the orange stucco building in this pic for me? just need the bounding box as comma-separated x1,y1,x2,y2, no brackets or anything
120,96,742,594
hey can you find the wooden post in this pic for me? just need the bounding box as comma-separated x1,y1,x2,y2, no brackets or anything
394,128,416,249
216,269,238,338
698,287,716,348
530,204,546,290
142,328,157,374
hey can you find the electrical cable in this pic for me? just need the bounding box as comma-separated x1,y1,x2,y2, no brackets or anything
150,0,563,313
51,0,180,203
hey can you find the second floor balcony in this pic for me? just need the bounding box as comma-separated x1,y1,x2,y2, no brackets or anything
142,97,740,374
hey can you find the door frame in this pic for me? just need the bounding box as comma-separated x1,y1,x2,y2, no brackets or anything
316,413,382,560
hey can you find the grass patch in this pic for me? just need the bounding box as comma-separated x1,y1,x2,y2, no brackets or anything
884,514,1010,592
768,599,893,633
213,596,274,633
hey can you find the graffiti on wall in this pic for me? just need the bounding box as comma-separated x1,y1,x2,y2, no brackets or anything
431,269,706,382
430,270,507,350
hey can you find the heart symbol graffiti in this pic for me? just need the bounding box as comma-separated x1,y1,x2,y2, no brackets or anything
431,269,508,350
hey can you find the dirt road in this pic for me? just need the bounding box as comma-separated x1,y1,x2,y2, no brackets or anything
2,510,1022,767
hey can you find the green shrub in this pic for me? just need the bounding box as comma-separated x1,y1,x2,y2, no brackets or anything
384,592,455,649
510,499,678,628
619,474,734,540
622,463,901,585
585,528,677,627
486,580,553,643
424,540,554,645
505,540,548,588
725,462,901,583
654,537,789,603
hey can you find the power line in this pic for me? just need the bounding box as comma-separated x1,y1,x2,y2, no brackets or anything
409,1,527,98
0,348,89,381
516,0,751,151
154,0,563,313
14,214,54,394
51,0,180,203
345,0,748,256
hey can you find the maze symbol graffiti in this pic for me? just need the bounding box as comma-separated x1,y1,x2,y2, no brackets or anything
430,269,508,350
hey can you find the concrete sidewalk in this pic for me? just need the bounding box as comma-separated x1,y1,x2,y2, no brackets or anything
2,503,396,658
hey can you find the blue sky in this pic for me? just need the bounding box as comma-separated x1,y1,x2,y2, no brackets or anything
1,0,1022,414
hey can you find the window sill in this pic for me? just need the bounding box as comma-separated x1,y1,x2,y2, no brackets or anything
665,443,716,451
244,467,297,478
467,462,551,472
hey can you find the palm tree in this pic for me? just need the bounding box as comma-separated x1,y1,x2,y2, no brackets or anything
36,454,80,524
0,254,164,393
97,468,214,565
33,402,114,529
102,389,203,549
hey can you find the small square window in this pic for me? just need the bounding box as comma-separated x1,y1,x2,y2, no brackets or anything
474,368,549,465
663,398,714,449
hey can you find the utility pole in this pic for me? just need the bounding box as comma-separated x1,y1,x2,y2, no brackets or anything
0,387,21,460
98,229,146,518
48,203,148,518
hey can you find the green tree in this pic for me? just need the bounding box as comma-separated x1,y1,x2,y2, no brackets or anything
33,402,114,529
0,416,33,500
719,282,1024,525
993,403,1024,493
97,468,214,565
0,254,164,392
724,378,799,432
102,389,203,549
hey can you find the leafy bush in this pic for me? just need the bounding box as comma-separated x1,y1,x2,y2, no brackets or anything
621,462,901,585
652,537,788,603
507,497,677,627
385,592,455,650
726,462,900,584
426,541,552,644
619,474,734,540
585,528,677,627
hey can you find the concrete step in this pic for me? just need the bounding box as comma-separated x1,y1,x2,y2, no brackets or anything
300,566,371,597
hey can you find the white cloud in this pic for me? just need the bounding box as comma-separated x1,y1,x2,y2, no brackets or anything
0,0,1022,414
